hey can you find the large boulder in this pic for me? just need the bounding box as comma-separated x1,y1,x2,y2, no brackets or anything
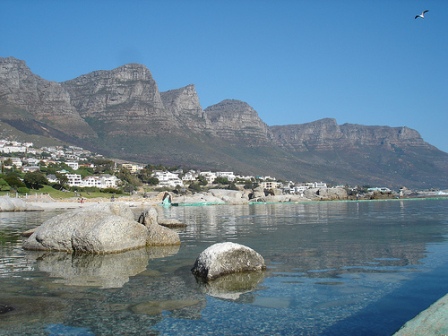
137,207,181,246
251,186,265,199
23,203,180,253
191,242,266,281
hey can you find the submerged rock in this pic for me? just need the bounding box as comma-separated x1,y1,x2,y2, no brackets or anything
191,242,266,281
200,271,265,301
0,304,14,314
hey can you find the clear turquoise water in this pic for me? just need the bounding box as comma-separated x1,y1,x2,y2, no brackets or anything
1,199,448,335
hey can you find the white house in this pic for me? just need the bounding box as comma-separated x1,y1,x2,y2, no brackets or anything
64,173,120,189
259,180,281,190
314,182,327,188
182,170,198,182
66,174,83,187
66,161,79,170
0,145,27,153
216,172,236,182
100,174,120,188
153,171,184,188
10,157,23,168
22,165,40,172
199,171,217,184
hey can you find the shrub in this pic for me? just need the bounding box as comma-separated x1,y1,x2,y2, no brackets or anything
17,187,30,194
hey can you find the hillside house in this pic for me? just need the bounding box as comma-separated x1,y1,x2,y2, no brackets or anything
153,171,184,188
199,171,217,184
66,161,79,170
216,172,236,182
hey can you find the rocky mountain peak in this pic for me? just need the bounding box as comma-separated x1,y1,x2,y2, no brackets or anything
204,99,272,144
160,84,210,133
0,57,95,138
61,63,179,135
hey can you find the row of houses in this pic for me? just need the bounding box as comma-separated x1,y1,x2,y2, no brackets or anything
47,172,120,189
0,139,330,192
152,169,328,193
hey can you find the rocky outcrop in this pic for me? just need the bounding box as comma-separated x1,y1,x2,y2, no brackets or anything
270,118,430,152
208,189,250,205
191,242,266,281
62,63,178,136
204,99,273,144
137,207,181,245
23,203,180,253
0,57,95,138
304,187,348,200
160,84,211,133
393,293,448,336
0,196,42,212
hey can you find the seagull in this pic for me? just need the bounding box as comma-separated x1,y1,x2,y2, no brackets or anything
415,10,429,19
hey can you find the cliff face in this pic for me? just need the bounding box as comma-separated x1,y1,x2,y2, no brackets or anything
160,84,211,133
0,57,95,138
0,56,447,188
204,99,273,145
270,118,431,152
61,64,179,136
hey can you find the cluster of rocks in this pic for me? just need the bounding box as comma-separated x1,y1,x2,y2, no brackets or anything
21,202,265,285
0,196,42,212
171,186,348,205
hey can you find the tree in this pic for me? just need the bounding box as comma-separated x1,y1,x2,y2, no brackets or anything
4,173,26,189
23,171,48,189
198,175,208,186
214,176,229,185
55,172,69,187
93,159,115,174
0,178,10,191
146,177,159,186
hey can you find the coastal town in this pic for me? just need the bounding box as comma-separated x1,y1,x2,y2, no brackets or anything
0,138,445,203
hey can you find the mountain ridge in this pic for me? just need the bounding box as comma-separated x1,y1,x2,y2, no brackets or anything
1,56,447,189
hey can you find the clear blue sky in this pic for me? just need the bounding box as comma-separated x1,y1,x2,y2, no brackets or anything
2,0,447,152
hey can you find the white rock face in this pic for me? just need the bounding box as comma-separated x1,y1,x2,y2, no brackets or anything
191,242,266,281
209,189,249,205
23,203,180,253
0,196,42,212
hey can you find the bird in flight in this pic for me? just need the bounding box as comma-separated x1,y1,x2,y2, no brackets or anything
415,10,429,19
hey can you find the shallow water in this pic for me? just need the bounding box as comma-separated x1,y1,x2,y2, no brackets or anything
1,199,448,335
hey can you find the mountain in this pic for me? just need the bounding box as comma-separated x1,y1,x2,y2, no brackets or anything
1,56,447,189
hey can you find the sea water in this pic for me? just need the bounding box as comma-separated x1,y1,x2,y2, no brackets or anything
1,199,448,335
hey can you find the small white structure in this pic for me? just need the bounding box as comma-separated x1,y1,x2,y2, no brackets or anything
66,161,79,170
314,182,327,188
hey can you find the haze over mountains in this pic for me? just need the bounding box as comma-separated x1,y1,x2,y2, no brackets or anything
1,56,447,189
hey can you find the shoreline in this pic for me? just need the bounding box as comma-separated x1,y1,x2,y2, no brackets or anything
20,194,448,211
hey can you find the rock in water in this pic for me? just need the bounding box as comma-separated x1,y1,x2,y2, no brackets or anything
22,203,180,253
192,242,266,281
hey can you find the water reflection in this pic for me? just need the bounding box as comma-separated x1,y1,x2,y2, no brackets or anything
197,271,265,301
26,245,180,288
1,200,448,335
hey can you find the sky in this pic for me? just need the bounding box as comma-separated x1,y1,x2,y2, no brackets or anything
2,0,448,152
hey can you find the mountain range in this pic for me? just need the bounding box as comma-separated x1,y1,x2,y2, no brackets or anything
1,56,447,189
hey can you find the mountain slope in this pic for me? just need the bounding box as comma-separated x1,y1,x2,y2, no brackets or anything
1,56,447,189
